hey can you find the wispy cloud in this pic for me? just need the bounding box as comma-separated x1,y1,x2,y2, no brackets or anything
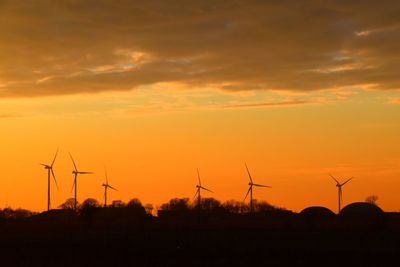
387,97,400,104
0,114,20,119
220,100,311,109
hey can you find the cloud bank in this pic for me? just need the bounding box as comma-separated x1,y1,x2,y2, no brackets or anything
1,0,400,97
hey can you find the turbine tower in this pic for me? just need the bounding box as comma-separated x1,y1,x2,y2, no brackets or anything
40,149,59,211
102,167,117,207
194,169,213,208
69,153,93,210
244,163,271,213
330,174,353,213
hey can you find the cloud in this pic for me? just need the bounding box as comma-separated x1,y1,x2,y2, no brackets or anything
0,114,20,118
1,0,400,98
387,97,400,104
220,100,310,109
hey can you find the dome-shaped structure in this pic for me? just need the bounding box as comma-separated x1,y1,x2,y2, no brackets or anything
300,206,335,216
340,202,384,215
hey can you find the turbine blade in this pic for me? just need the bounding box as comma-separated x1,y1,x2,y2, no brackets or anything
108,185,118,191
341,177,353,186
51,148,59,167
200,186,213,193
79,171,93,174
245,163,253,183
104,166,108,184
40,163,48,167
252,184,271,188
51,169,59,191
69,153,78,172
71,177,76,193
197,168,201,186
243,187,251,202
329,174,339,184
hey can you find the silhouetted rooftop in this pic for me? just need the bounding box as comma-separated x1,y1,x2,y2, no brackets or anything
340,202,384,215
300,206,335,216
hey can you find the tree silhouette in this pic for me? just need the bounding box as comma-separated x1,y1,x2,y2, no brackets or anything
160,198,190,211
144,203,154,215
0,208,36,220
223,200,249,214
127,198,142,209
196,197,222,211
365,195,379,205
111,200,125,208
80,198,100,209
252,200,278,212
59,198,79,210
125,198,146,215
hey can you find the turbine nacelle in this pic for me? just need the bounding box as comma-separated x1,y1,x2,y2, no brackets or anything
41,164,51,169
102,183,117,190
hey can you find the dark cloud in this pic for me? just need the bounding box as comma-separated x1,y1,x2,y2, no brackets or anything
0,0,399,97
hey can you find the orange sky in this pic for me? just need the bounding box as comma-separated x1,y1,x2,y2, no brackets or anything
1,90,399,212
0,1,400,212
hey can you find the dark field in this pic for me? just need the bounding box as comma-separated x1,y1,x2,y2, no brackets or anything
0,213,399,266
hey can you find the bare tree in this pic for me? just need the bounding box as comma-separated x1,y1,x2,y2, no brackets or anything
197,197,221,211
223,200,249,214
59,198,78,210
365,195,379,205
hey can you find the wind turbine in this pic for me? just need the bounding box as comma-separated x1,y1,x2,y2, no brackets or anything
102,167,117,207
330,174,353,213
193,169,213,208
40,149,59,211
69,153,93,210
244,163,271,213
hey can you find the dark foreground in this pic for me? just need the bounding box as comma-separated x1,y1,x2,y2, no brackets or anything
0,222,399,266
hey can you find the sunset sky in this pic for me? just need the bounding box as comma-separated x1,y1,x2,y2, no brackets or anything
1,0,399,212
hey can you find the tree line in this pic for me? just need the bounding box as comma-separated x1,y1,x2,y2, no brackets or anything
0,197,285,220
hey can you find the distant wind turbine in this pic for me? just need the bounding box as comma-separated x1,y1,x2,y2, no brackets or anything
193,169,213,208
69,153,93,210
40,149,59,211
244,163,271,213
330,174,353,213
102,167,117,207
